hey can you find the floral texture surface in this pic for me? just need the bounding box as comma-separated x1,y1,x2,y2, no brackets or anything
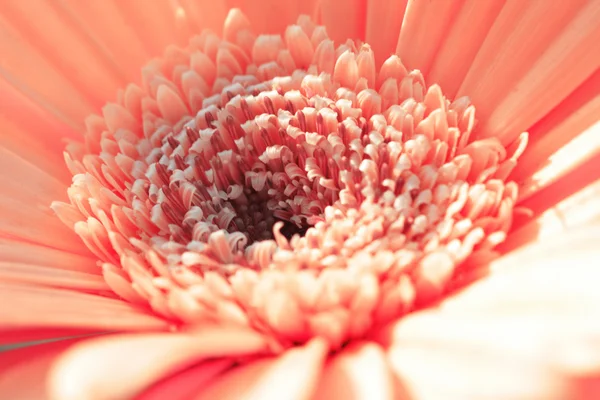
0,1,599,399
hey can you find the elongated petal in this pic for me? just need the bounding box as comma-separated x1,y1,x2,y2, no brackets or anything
137,359,234,400
48,329,271,400
0,262,108,291
0,283,169,332
378,226,600,399
314,342,395,400
195,338,328,400
0,338,88,400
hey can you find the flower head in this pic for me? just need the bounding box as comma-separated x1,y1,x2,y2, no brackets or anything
1,1,599,399
51,9,528,350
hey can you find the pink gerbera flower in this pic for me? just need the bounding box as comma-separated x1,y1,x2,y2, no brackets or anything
1,1,599,399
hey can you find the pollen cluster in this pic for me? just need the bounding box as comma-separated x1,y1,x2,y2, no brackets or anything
53,9,527,348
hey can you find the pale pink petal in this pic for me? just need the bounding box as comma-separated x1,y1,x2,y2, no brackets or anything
377,226,600,399
48,328,271,400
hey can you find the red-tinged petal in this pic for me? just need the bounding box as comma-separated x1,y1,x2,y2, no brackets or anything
194,338,328,400
137,359,233,400
48,328,271,400
313,342,395,400
192,358,276,400
0,283,170,332
0,328,96,346
0,337,88,400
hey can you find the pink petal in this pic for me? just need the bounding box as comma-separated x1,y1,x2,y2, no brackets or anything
0,338,87,400
195,338,328,400
319,0,366,43
48,328,270,400
0,262,109,292
314,342,395,400
377,225,600,399
0,328,95,346
136,359,233,400
0,283,170,332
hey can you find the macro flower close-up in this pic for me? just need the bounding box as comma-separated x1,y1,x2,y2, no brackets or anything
1,0,599,398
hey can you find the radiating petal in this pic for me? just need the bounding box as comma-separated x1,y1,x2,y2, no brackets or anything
0,262,108,291
0,238,98,273
314,342,395,400
518,121,600,204
195,338,328,400
0,338,88,400
377,225,600,399
0,328,95,346
503,178,600,253
458,0,600,143
396,0,464,75
319,0,366,43
137,359,233,400
48,329,271,400
0,147,88,254
511,69,600,189
427,0,506,97
0,283,170,332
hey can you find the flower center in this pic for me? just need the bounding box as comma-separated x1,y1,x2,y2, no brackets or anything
53,10,528,349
